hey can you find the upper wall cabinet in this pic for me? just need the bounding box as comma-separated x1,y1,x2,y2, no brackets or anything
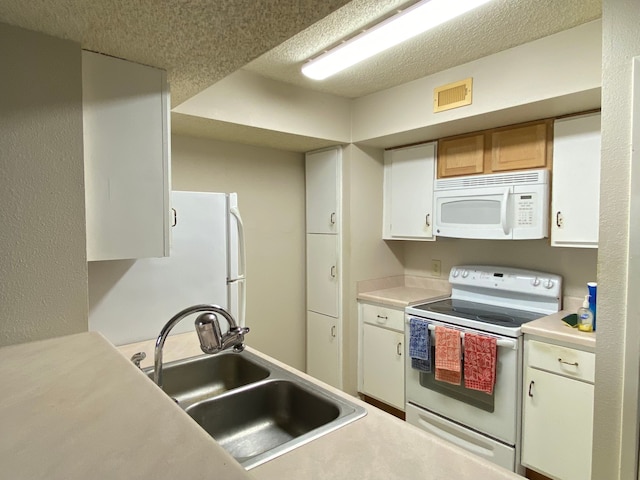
83,51,170,261
438,120,552,178
383,142,436,241
305,148,340,234
551,112,601,248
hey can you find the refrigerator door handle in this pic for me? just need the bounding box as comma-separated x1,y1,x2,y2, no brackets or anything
229,206,247,328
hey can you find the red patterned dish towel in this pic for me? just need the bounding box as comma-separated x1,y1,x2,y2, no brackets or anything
435,326,461,385
463,333,497,394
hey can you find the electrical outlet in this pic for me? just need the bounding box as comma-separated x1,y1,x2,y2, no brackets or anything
431,259,441,277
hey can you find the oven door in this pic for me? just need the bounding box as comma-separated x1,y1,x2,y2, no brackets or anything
405,316,522,445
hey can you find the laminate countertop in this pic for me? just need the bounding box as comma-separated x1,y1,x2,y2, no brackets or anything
1,331,524,480
119,332,524,480
521,305,596,352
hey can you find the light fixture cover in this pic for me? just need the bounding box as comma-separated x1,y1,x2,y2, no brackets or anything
302,0,494,80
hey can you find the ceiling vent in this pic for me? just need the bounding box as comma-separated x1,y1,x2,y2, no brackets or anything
433,78,473,113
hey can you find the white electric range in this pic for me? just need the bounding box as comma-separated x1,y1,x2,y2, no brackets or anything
405,265,562,473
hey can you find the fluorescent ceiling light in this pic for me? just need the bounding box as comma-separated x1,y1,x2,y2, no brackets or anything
302,0,494,80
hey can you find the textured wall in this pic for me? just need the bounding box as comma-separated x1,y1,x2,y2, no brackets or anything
169,134,306,370
341,144,405,395
593,2,640,478
404,238,597,298
0,24,88,346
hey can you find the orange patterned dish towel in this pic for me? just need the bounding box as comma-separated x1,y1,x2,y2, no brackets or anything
463,332,497,395
435,326,461,385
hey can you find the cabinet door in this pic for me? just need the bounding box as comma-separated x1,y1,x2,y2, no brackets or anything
522,367,594,480
551,113,601,248
383,142,436,240
438,134,485,178
307,311,340,388
306,148,339,234
362,323,404,410
306,234,338,317
490,121,549,172
83,51,170,261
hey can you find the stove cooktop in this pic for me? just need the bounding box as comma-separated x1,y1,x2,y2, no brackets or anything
410,298,546,329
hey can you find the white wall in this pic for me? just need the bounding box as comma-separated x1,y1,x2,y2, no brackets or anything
170,134,307,370
404,238,597,298
593,2,640,478
174,69,352,143
341,144,404,394
0,23,88,346
352,20,602,147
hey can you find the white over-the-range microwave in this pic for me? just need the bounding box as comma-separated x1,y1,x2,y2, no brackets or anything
433,168,549,240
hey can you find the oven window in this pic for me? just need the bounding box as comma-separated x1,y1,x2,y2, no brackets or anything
440,199,501,225
418,343,495,413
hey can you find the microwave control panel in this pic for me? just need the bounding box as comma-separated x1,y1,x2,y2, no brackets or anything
515,194,536,227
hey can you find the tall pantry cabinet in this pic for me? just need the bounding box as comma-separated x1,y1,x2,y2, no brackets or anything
305,147,342,389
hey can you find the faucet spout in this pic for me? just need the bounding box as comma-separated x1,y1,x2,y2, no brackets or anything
153,304,249,389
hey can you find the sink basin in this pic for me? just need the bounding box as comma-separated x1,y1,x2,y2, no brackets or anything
187,380,341,466
144,351,270,407
146,349,366,469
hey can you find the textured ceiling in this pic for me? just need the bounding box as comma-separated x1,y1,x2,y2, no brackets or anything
0,0,602,150
245,0,602,98
0,0,352,106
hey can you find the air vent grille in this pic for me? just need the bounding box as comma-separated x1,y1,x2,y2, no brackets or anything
435,169,548,190
434,78,473,113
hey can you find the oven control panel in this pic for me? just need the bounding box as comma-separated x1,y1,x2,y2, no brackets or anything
449,265,562,299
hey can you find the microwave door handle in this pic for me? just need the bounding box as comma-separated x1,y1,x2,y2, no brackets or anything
500,188,510,235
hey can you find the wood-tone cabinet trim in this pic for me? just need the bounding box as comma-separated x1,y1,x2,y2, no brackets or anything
437,118,554,178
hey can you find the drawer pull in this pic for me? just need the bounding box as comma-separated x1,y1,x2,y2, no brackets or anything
528,380,535,398
558,358,579,367
377,315,388,320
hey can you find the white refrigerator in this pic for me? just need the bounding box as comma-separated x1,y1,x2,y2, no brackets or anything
88,191,246,345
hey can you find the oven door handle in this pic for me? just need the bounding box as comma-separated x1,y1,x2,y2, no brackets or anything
406,318,518,350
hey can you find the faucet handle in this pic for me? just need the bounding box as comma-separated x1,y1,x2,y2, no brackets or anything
130,351,147,368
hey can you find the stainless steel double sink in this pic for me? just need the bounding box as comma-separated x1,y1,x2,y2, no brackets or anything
144,349,366,469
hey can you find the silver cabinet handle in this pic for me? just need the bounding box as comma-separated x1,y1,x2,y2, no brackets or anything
330,265,336,278
528,380,535,397
558,358,578,367
171,208,177,227
426,214,430,227
396,342,402,356
330,212,336,225
556,211,563,228
331,325,337,338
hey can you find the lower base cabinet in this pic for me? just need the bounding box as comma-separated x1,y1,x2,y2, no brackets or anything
521,339,595,480
359,302,405,411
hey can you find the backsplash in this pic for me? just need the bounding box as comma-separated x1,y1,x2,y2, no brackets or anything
403,237,597,298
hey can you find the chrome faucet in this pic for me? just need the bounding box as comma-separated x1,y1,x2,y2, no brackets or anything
153,304,250,389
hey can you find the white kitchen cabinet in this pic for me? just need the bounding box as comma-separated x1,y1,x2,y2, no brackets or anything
306,148,339,234
521,339,595,480
305,147,342,389
306,234,338,318
306,310,340,388
82,50,170,261
551,112,601,248
383,142,436,240
359,303,405,410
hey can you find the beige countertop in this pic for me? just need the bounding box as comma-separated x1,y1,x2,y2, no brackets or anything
1,330,524,479
119,332,523,480
521,308,596,352
0,332,250,480
357,275,451,308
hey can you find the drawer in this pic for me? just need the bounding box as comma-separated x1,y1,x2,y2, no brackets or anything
361,303,404,332
526,339,595,384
